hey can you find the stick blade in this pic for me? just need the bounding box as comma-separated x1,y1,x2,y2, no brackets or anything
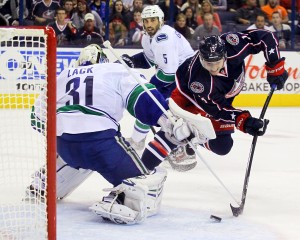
230,203,243,217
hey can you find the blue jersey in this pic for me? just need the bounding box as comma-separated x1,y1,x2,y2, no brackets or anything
176,30,281,124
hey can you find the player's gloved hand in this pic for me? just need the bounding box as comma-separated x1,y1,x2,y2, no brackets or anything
265,57,288,90
235,111,269,136
157,113,190,145
121,54,135,68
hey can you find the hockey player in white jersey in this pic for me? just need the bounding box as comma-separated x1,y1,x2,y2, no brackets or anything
29,44,214,225
121,5,197,170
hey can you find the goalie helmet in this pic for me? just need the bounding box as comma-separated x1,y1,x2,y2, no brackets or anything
141,5,164,27
198,35,226,62
76,44,108,66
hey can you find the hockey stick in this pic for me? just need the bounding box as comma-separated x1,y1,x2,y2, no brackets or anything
104,41,240,206
230,84,276,217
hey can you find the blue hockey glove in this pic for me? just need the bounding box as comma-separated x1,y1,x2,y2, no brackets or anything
265,57,288,90
121,54,135,68
235,111,269,136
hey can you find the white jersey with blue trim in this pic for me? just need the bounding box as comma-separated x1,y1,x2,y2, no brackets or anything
55,63,148,136
141,25,195,82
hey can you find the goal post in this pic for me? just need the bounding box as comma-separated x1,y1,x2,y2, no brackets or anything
0,26,56,239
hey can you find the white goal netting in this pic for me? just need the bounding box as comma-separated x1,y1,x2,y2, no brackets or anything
0,27,56,240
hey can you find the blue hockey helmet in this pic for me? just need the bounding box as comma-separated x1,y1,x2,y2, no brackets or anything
198,36,226,62
76,44,109,66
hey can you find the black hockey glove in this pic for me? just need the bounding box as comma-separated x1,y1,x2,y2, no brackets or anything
265,57,288,90
235,111,269,136
120,54,135,68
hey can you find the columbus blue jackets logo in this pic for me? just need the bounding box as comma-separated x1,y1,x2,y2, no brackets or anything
226,34,239,46
190,82,204,93
156,33,168,42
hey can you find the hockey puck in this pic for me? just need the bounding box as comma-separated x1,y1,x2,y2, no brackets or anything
210,215,222,222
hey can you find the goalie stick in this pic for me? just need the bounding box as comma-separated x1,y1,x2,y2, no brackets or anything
103,41,240,206
230,84,276,217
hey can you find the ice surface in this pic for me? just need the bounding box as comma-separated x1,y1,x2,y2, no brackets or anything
57,107,300,240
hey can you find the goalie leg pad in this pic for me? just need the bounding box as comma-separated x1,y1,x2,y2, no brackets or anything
90,167,167,224
90,182,148,224
124,166,168,217
56,155,93,199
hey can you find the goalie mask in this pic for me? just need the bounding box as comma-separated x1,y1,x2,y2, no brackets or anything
76,44,109,66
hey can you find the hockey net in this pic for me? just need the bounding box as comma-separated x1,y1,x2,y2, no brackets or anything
0,27,56,239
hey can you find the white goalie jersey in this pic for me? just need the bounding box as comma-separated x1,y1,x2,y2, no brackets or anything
55,63,149,136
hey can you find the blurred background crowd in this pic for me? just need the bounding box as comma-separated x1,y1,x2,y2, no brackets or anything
0,0,299,50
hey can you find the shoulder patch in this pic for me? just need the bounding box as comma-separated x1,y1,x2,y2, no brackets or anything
156,33,168,42
190,82,204,94
175,30,181,38
226,34,239,46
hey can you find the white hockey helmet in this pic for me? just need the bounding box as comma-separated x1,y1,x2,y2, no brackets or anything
76,44,109,66
141,5,164,27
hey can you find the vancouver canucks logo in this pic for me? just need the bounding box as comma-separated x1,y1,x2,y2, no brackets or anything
156,33,168,42
190,82,204,94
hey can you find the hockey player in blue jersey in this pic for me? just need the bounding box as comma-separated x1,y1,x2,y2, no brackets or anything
29,44,214,225
169,31,288,158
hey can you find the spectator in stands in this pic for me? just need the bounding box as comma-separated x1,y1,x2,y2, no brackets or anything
31,0,60,26
261,0,289,24
63,0,75,22
183,7,198,30
247,14,271,30
128,9,143,46
48,7,77,46
269,11,291,49
181,0,201,17
197,0,222,32
280,0,291,13
122,0,134,12
0,0,28,26
132,0,144,11
236,0,266,26
110,0,131,29
159,0,179,23
89,0,106,22
174,13,194,42
75,12,104,46
143,0,159,7
72,0,103,32
129,0,143,20
191,12,220,49
109,13,129,47
210,0,227,11
227,0,243,12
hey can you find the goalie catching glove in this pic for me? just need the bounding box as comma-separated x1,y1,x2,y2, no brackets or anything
235,111,269,136
265,57,288,90
157,99,216,145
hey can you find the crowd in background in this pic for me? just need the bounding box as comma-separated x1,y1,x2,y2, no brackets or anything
0,0,300,49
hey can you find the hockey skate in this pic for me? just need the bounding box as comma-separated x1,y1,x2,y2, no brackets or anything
126,137,146,155
165,145,197,172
